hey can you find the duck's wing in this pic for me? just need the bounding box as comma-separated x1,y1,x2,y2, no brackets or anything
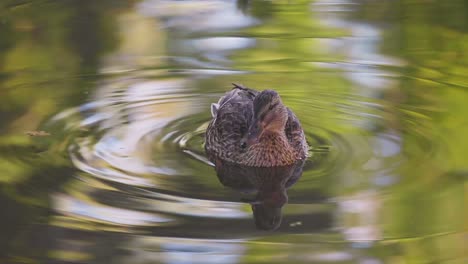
214,85,257,127
285,108,309,157
205,85,258,162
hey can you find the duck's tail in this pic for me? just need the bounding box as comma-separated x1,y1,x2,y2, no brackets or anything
231,83,257,97
232,82,248,90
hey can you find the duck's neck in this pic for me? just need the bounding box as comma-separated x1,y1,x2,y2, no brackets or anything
246,132,297,167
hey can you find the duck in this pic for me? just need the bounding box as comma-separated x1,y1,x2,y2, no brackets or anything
205,83,308,167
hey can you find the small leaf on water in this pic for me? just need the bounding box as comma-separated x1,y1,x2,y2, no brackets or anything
25,130,51,137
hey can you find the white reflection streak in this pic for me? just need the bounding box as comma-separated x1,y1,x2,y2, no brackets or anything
337,191,382,242
122,236,246,264
189,37,255,52
137,0,257,30
306,251,353,262
138,188,249,219
53,193,172,226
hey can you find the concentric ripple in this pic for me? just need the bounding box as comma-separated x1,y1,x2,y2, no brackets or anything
44,67,416,240
43,0,451,255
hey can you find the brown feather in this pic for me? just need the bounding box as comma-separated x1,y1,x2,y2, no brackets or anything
205,84,308,167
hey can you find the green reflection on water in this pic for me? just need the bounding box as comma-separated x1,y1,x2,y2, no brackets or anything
0,0,466,263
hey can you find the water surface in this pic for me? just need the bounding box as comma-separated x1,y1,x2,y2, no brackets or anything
0,0,466,263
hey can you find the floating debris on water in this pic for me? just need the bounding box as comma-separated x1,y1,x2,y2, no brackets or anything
25,130,51,137
289,221,302,227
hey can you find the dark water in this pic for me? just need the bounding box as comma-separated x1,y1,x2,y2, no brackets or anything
0,0,466,263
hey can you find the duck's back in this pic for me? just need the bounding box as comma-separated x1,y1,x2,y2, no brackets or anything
205,86,258,162
285,109,309,159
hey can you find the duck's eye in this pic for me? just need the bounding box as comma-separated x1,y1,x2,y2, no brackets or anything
240,142,247,149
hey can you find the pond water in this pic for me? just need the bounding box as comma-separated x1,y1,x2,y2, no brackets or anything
0,0,466,263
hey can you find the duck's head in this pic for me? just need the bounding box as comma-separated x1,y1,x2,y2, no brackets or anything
247,90,288,146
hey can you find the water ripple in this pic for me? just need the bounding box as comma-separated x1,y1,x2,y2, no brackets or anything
47,72,409,238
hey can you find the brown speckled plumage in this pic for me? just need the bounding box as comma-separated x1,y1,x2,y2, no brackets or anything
205,84,308,167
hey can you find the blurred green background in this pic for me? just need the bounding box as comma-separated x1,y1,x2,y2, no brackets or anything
0,0,466,263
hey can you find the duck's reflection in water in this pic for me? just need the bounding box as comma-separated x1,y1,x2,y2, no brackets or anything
213,159,305,230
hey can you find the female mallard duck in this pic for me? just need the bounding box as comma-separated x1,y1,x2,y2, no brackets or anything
205,83,308,167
